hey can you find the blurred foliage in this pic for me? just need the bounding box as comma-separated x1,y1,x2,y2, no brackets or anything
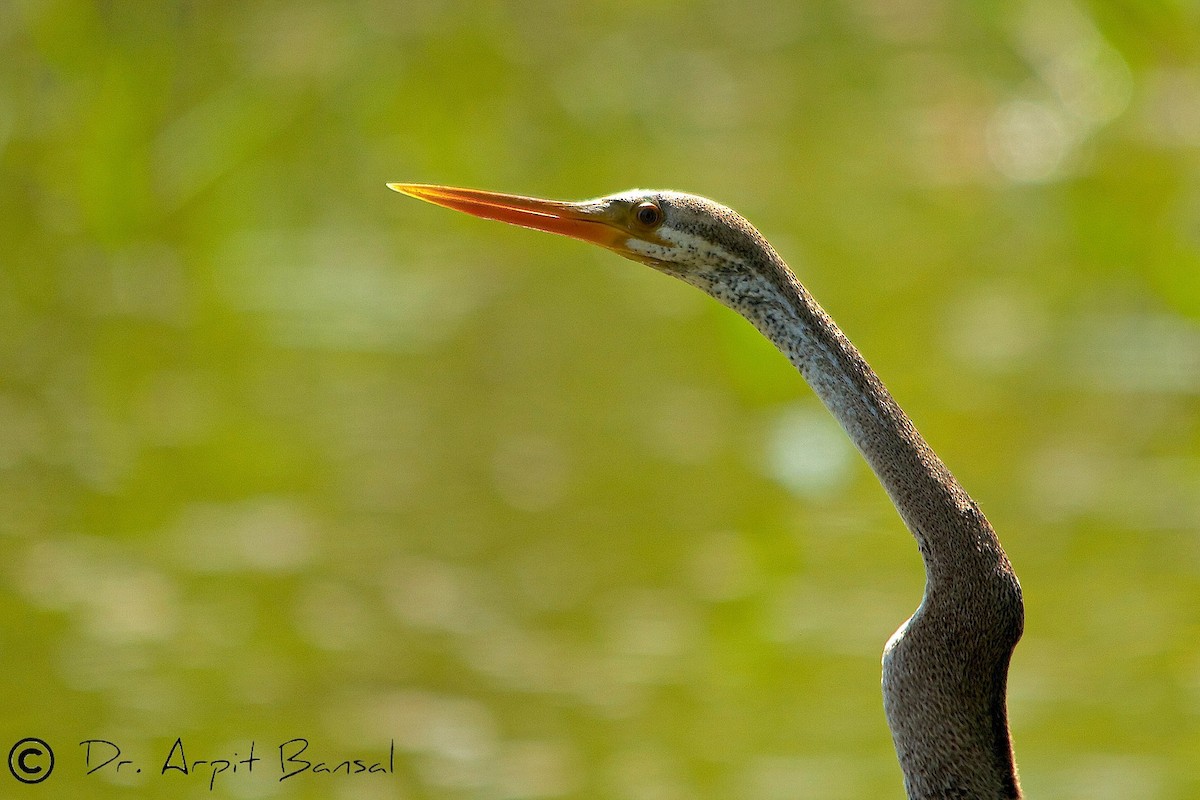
2,0,1200,798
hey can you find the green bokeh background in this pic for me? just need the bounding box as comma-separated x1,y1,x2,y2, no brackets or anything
3,1,1200,797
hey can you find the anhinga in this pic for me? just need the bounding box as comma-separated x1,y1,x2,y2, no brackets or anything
388,183,1024,800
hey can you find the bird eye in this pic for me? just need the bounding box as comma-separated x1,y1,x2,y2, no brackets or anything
634,201,663,228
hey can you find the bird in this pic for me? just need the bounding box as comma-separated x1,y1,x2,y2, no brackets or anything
387,182,1025,800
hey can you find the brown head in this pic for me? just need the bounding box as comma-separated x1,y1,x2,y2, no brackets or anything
386,183,800,316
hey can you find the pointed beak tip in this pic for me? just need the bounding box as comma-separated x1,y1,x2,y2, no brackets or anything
383,183,643,255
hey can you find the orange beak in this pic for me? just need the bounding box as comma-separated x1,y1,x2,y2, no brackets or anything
387,183,633,253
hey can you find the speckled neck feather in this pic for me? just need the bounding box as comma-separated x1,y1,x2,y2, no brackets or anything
664,196,1024,800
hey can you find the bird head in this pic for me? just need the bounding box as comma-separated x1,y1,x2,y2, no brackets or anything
386,184,790,301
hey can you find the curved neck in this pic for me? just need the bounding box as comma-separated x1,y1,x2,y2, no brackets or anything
712,257,1025,799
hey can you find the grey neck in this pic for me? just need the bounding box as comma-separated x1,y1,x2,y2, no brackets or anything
713,261,1025,799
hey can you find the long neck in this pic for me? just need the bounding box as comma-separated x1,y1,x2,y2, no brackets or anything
711,256,1025,799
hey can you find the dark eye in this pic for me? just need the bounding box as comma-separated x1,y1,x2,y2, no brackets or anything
635,201,663,227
